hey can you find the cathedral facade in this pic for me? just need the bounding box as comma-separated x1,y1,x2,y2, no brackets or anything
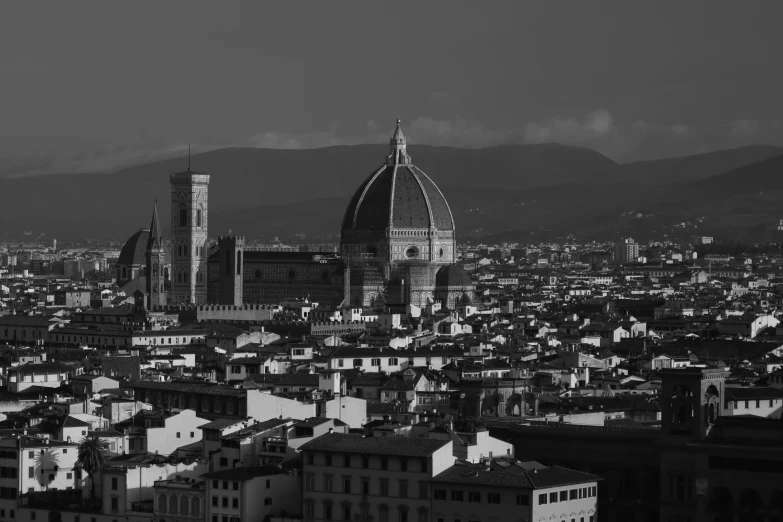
117,121,474,310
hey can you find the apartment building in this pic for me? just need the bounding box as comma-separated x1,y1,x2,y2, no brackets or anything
300,433,453,522
431,459,599,522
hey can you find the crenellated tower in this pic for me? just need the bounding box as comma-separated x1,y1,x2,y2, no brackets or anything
217,235,245,306
145,202,166,309
170,161,210,304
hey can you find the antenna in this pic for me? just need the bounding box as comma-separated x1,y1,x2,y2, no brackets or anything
188,145,191,172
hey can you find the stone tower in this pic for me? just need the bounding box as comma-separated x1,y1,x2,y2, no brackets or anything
659,367,730,440
217,236,244,306
145,202,166,310
170,163,210,304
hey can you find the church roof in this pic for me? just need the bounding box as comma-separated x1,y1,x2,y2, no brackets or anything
341,121,454,232
341,162,454,231
117,229,150,267
436,264,473,288
147,203,163,251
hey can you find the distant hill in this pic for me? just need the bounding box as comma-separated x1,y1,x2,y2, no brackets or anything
3,143,783,242
619,145,783,185
0,143,620,240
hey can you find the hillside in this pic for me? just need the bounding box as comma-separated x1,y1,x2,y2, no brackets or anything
0,143,620,240
619,145,782,185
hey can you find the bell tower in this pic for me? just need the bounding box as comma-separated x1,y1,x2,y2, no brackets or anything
170,155,210,305
659,367,730,440
145,202,166,309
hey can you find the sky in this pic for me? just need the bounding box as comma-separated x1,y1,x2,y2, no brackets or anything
1,1,782,176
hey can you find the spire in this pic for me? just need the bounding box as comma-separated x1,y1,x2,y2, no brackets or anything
387,119,411,165
147,201,163,251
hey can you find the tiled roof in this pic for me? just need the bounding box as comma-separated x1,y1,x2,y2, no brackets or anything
198,418,247,431
244,373,319,387
432,460,600,490
299,433,449,457
62,416,91,428
725,387,783,400
127,381,246,397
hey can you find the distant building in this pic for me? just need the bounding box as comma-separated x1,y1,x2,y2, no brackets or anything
614,238,639,266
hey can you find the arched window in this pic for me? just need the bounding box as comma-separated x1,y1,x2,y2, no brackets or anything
191,497,200,516
180,496,189,515
158,494,167,513
179,205,187,227
169,495,178,514
237,251,242,276
196,206,202,228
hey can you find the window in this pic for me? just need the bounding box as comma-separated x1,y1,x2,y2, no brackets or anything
516,494,529,505
362,478,370,495
223,481,229,490
343,477,351,494
324,503,333,521
220,458,228,467
488,492,500,504
179,206,186,227
266,479,271,488
451,490,464,502
307,453,314,465
304,499,315,518
305,473,314,491
176,432,181,438
325,454,332,466
362,456,369,469
222,497,228,508
212,496,218,507
550,492,558,503
398,480,408,498
468,491,481,503
418,482,428,499
381,457,388,470
111,478,118,490
539,493,548,505
590,486,597,497
232,498,238,509
28,467,33,479
570,489,578,500
380,479,389,496
324,475,333,492
353,359,363,367
400,459,408,472
342,505,351,520
111,497,118,512
197,208,202,228
379,505,389,522
434,489,447,500
372,358,381,366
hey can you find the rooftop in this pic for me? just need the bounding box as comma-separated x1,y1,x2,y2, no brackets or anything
299,433,450,457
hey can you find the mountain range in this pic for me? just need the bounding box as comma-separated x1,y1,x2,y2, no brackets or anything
1,143,782,243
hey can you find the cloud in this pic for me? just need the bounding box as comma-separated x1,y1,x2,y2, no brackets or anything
3,111,780,178
729,119,759,137
430,91,462,105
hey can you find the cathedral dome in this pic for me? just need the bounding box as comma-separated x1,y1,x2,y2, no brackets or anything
436,264,472,288
117,229,150,267
341,120,454,232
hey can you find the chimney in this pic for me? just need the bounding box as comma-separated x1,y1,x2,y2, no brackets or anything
328,428,334,434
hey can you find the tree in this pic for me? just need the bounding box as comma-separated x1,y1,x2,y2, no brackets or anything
77,436,109,501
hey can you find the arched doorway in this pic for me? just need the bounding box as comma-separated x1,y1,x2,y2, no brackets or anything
708,487,733,522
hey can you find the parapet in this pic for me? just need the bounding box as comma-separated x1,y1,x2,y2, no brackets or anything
217,236,246,246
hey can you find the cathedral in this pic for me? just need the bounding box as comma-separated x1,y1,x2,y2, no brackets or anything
116,121,476,311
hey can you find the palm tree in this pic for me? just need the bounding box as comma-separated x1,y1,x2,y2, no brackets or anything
76,436,109,501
